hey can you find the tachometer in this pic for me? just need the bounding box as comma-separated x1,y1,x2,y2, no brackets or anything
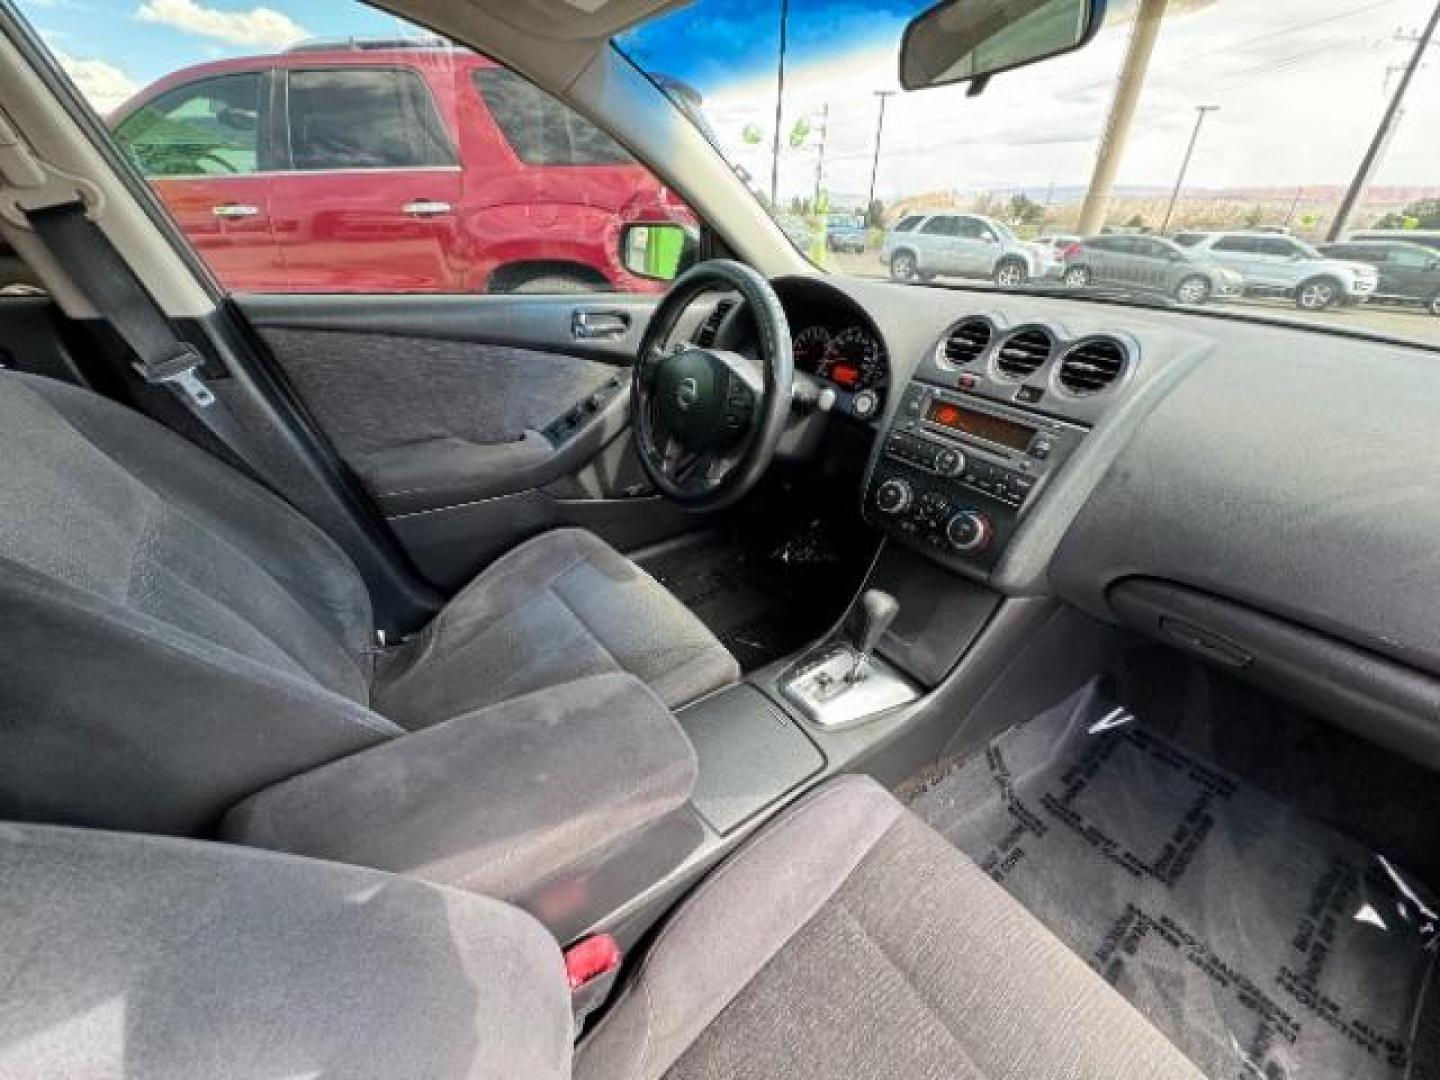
822,327,886,392
793,326,831,374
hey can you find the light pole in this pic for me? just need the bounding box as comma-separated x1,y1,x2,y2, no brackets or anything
866,90,895,223
769,0,790,208
1160,105,1219,233
1328,0,1440,240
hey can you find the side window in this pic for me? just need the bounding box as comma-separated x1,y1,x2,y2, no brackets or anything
115,73,263,178
894,216,922,233
953,217,984,240
472,67,633,166
286,68,454,170
1262,239,1302,257
1212,236,1256,254
921,217,957,236
1389,248,1432,269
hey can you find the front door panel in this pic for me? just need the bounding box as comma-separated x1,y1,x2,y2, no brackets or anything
240,292,698,588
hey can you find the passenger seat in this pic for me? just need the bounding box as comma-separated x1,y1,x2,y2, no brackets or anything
0,776,1202,1079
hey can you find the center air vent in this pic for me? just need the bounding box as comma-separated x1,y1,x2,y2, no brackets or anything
694,299,736,347
1058,337,1127,395
941,319,991,367
994,328,1052,380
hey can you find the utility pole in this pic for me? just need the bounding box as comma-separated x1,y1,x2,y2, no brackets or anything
769,0,790,208
866,90,895,221
1328,0,1439,240
1077,0,1170,235
1160,105,1219,232
813,103,829,208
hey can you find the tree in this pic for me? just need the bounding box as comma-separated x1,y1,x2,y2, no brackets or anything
866,199,886,229
1244,205,1264,228
1126,213,1147,230
1374,198,1440,230
1404,198,1440,228
1008,193,1045,231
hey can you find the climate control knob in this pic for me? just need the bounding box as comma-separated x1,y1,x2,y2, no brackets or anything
945,510,993,553
875,478,913,515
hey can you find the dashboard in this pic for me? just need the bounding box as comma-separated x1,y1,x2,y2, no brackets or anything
736,272,1440,771
685,263,1440,772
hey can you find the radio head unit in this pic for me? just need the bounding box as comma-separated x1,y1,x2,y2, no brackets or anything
865,380,1087,573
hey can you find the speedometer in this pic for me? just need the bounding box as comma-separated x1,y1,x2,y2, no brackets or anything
793,326,831,374
822,327,886,392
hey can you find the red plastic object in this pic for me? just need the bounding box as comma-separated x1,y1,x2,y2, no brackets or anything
565,933,622,991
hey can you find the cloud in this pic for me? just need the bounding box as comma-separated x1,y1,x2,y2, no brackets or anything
54,50,139,113
134,0,308,50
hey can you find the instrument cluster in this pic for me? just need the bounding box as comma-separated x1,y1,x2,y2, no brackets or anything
791,323,888,395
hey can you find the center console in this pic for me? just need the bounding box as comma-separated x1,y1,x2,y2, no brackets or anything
865,381,1087,573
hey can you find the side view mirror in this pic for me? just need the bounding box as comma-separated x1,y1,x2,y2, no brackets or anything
900,0,1107,94
621,223,698,282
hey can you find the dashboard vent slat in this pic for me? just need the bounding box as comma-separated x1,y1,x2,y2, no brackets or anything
1059,337,1127,395
694,299,736,347
994,328,1052,380
941,319,991,367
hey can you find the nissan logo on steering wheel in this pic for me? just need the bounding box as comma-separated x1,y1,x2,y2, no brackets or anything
675,376,701,412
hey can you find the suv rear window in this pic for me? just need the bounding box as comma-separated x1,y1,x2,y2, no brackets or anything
472,68,633,166
287,68,454,171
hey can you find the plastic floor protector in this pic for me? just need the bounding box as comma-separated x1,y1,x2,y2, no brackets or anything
910,683,1439,1080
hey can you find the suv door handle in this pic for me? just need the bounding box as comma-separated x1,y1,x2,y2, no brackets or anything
402,200,453,217
572,309,631,340
212,204,260,218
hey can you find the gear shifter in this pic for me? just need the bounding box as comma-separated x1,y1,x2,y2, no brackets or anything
847,590,899,683
781,587,916,729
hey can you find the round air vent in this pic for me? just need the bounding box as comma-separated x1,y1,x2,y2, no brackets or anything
1058,337,1128,395
994,328,1052,380
940,319,991,367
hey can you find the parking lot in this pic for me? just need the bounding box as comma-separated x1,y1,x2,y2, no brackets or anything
827,251,1438,344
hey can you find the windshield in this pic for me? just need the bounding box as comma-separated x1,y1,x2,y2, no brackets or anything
620,0,1440,347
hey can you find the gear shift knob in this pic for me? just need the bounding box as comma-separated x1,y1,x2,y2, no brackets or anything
848,589,899,681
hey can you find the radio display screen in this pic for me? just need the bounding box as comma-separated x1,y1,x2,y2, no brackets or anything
925,400,1035,452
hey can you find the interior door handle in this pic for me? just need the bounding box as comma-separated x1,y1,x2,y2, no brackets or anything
572,309,631,340
402,200,453,217
212,204,259,218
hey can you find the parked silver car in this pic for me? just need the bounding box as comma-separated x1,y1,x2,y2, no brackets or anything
1173,231,1377,310
1061,234,1243,305
880,212,1058,287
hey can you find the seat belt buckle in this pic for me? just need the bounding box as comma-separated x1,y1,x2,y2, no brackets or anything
136,345,215,408
565,933,622,1028
565,933,621,991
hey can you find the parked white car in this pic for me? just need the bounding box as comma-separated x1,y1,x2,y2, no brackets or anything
1172,231,1378,310
880,212,1059,287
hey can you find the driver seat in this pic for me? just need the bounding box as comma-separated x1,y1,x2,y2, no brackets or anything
0,371,738,834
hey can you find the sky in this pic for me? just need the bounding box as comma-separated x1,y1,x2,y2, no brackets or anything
18,0,1440,208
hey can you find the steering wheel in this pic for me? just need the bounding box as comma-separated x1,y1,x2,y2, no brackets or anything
631,260,794,511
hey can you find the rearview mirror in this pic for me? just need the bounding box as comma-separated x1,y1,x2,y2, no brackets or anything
621,223,698,282
899,0,1106,93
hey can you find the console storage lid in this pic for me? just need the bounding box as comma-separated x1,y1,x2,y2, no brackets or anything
223,672,697,913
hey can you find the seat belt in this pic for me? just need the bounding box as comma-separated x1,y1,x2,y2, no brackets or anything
24,199,271,479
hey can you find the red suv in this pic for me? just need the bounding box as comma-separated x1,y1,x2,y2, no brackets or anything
110,40,692,294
